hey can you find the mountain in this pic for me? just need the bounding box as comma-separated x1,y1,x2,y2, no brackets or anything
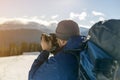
0,21,52,33
0,20,53,47
0,29,46,46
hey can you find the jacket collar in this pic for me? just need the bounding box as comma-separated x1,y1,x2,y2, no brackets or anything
63,36,85,50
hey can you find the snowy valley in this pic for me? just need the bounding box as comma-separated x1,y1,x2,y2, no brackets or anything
0,52,39,80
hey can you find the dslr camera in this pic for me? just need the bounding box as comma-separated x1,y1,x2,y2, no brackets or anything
41,33,59,54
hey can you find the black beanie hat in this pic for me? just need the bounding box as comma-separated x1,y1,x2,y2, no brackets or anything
56,20,80,40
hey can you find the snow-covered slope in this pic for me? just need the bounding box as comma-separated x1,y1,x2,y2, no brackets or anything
0,52,39,80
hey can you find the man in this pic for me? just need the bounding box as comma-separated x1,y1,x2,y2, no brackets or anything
29,20,85,80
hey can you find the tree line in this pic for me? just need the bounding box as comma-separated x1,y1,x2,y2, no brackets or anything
0,42,42,57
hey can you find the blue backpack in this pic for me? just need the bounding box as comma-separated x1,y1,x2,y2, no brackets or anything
79,19,120,80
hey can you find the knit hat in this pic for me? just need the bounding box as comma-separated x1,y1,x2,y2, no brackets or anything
55,20,80,40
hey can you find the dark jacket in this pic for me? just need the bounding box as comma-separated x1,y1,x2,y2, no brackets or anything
29,36,85,80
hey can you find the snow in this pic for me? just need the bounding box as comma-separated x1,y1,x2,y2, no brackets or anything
0,52,39,80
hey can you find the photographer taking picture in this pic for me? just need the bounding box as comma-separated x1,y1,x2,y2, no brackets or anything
29,20,85,80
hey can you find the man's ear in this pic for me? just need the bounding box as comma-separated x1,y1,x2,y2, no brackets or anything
60,40,67,46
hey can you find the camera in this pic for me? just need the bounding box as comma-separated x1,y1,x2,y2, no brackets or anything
41,33,59,54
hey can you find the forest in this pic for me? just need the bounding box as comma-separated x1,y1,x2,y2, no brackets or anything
0,42,41,57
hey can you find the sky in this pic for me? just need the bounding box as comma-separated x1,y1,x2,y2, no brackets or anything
0,0,120,28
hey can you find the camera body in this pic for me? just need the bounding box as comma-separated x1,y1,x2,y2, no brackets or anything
41,33,59,54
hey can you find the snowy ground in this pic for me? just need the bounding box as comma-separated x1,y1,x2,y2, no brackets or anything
0,52,39,80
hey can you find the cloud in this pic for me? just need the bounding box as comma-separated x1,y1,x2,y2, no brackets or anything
92,11,105,16
51,15,59,19
90,17,105,24
40,16,46,19
99,17,105,21
90,21,96,24
0,17,58,32
1,17,58,25
69,12,87,20
79,24,91,28
79,12,87,20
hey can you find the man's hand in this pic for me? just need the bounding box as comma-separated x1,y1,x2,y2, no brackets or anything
40,35,52,51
